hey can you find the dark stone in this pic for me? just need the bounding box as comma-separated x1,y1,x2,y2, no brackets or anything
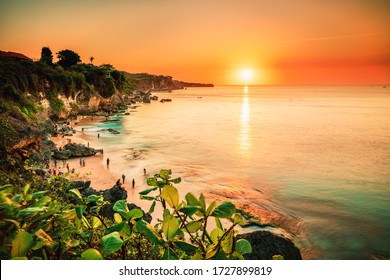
53,150,72,160
237,230,302,260
64,143,97,157
102,184,127,203
70,180,91,191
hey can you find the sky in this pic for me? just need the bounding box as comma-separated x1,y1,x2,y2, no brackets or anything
1,0,389,85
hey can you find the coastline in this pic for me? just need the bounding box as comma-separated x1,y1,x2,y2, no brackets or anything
49,115,156,213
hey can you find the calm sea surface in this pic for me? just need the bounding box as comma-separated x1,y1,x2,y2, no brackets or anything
82,85,390,259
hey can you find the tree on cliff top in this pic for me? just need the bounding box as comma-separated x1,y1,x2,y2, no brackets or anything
56,49,81,68
40,47,53,65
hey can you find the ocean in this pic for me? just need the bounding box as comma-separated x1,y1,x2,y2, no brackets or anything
80,85,390,259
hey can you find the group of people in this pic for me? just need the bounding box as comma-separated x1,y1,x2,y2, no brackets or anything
114,167,148,190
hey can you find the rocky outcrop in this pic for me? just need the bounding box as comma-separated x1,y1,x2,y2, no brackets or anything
237,230,302,260
52,143,99,160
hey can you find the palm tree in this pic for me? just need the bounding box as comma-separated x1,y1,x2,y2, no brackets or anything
89,56,94,65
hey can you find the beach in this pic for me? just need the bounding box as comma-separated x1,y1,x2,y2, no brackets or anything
49,115,155,213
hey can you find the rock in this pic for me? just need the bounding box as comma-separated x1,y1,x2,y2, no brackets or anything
53,150,72,160
237,230,302,260
70,180,91,191
64,143,97,157
107,128,120,134
102,184,127,204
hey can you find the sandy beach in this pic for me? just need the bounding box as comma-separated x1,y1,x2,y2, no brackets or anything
49,116,155,213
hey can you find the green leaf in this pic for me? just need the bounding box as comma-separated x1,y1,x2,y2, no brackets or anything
174,241,197,254
159,169,172,180
18,207,47,216
211,202,236,218
205,245,219,259
92,217,102,229
233,213,244,225
139,187,158,195
148,201,156,214
206,201,218,216
125,209,144,221
11,194,23,203
23,184,31,196
210,228,224,244
221,230,234,254
215,217,223,230
170,177,181,184
69,189,83,203
81,248,103,260
106,222,126,234
32,196,51,207
114,213,123,223
185,192,201,206
101,232,123,256
136,220,164,246
113,200,128,217
32,190,48,199
140,195,155,201
76,206,86,219
235,239,252,255
11,230,33,258
163,248,179,260
199,193,206,210
179,205,200,216
161,185,179,209
146,177,158,186
86,195,103,203
162,214,179,241
184,219,203,233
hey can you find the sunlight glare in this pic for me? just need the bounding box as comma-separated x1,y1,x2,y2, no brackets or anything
240,69,253,81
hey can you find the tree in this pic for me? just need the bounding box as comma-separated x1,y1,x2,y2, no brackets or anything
89,56,94,64
56,49,81,68
40,47,53,65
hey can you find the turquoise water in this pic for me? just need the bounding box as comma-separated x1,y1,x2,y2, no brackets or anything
81,85,390,259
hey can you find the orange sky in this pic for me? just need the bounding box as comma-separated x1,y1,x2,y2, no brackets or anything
1,0,389,85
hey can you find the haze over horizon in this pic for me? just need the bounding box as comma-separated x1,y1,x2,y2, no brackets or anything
1,0,389,85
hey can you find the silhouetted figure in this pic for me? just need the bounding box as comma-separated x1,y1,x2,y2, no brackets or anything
122,174,125,184
106,158,110,166
143,168,146,176
132,179,135,189
97,133,100,139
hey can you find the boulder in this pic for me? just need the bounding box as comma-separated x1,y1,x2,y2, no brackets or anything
53,150,72,160
70,180,91,191
237,230,302,260
102,184,127,203
64,143,97,157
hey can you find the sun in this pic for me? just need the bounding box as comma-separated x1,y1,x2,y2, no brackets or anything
240,69,254,81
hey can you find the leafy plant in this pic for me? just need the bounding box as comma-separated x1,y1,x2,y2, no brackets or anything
138,169,252,259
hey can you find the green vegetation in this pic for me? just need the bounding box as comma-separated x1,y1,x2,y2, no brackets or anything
0,169,251,260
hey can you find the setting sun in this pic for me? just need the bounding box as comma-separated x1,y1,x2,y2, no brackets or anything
240,69,253,81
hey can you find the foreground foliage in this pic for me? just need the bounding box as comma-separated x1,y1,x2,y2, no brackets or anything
0,169,251,260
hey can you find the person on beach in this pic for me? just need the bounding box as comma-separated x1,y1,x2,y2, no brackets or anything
122,174,125,184
79,158,82,167
66,163,69,172
106,158,110,166
98,133,100,139
143,168,146,176
132,179,135,189
82,159,86,167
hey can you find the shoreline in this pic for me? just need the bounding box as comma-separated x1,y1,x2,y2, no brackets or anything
49,115,156,213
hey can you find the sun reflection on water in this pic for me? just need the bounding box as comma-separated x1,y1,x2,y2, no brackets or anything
239,86,251,158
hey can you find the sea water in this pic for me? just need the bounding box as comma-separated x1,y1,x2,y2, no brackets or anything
81,85,390,259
